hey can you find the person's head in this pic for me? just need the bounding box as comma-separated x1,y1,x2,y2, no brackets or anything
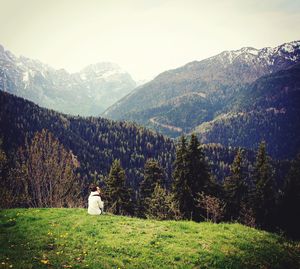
89,183,97,192
96,187,101,194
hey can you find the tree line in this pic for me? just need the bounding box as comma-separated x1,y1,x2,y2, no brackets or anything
1,90,299,239
1,129,299,239
96,134,300,239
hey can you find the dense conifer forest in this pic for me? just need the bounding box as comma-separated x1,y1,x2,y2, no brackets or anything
0,91,175,190
1,91,299,239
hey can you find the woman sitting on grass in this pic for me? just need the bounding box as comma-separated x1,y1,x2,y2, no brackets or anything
88,184,104,215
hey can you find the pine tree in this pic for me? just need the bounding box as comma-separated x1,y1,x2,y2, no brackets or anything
253,141,276,229
172,134,211,221
280,153,300,239
172,135,190,219
105,159,133,215
224,148,248,220
186,134,211,221
139,159,165,216
0,139,11,208
146,183,173,220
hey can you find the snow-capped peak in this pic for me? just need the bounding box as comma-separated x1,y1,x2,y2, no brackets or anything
217,40,300,66
219,47,260,64
80,62,127,80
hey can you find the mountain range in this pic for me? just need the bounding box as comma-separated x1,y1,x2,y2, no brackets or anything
1,41,300,160
103,41,300,159
0,45,136,116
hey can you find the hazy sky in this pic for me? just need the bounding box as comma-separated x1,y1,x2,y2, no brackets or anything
0,0,299,80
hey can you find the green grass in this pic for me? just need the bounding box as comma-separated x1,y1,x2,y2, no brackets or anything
0,209,299,269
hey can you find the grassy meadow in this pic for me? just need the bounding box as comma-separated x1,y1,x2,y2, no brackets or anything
0,208,299,269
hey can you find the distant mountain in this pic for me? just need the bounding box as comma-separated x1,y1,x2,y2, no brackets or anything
103,41,300,138
0,45,136,116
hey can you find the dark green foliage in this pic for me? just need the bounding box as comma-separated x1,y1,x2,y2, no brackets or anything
0,139,11,208
279,153,300,239
252,142,276,229
0,91,175,195
0,90,298,236
197,64,300,159
186,134,211,220
104,159,133,215
224,148,248,220
172,135,190,219
139,159,166,216
146,184,180,220
172,134,211,221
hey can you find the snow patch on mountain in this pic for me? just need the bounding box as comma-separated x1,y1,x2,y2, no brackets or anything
217,41,300,67
0,46,136,116
22,72,29,82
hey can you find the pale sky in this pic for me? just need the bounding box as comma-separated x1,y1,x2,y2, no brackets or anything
0,0,299,81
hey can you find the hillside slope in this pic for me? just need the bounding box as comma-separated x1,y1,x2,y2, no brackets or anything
0,91,174,188
194,63,300,159
103,41,300,139
1,208,299,269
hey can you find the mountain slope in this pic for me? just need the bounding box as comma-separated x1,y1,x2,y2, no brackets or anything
0,91,174,188
103,41,300,137
1,208,299,269
0,91,290,192
0,45,136,116
194,63,300,159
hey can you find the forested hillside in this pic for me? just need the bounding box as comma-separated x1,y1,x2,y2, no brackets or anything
104,41,300,137
1,91,299,238
0,91,174,189
195,63,300,159
103,42,300,159
0,90,291,188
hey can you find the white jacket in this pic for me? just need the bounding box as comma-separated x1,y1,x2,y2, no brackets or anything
88,191,104,215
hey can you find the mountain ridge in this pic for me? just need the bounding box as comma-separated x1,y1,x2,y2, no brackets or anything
193,62,300,159
0,45,136,116
102,40,300,159
104,40,300,123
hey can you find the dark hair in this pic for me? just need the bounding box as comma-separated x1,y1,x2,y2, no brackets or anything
89,183,97,192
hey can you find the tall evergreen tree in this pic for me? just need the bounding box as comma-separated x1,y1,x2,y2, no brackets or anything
186,133,211,221
172,135,190,219
224,148,248,220
105,159,133,215
253,141,276,229
280,153,300,239
172,134,211,220
0,139,11,208
139,159,165,216
146,183,175,220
